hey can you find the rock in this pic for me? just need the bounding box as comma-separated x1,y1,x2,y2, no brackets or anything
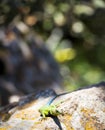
0,82,105,130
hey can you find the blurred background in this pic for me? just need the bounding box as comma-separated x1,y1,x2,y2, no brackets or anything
0,0,105,106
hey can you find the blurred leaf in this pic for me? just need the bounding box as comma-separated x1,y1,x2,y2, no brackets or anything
92,0,105,8
74,5,94,16
83,68,104,83
59,3,69,12
53,12,66,26
72,21,84,34
55,48,76,63
44,4,55,15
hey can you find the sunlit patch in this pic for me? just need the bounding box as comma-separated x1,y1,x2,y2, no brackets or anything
16,22,29,34
53,12,66,26
72,22,84,34
9,95,20,103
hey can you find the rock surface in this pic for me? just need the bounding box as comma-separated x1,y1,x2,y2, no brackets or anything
0,82,105,130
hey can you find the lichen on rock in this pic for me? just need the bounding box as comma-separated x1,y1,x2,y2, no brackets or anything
0,82,105,130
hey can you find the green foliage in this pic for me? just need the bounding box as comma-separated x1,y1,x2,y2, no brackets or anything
1,0,105,91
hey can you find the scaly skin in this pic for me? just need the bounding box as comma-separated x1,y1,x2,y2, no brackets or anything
39,104,61,118
39,92,68,117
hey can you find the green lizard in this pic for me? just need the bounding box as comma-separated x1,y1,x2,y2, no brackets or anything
39,92,68,118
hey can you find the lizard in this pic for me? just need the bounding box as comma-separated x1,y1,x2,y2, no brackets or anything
39,91,69,118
